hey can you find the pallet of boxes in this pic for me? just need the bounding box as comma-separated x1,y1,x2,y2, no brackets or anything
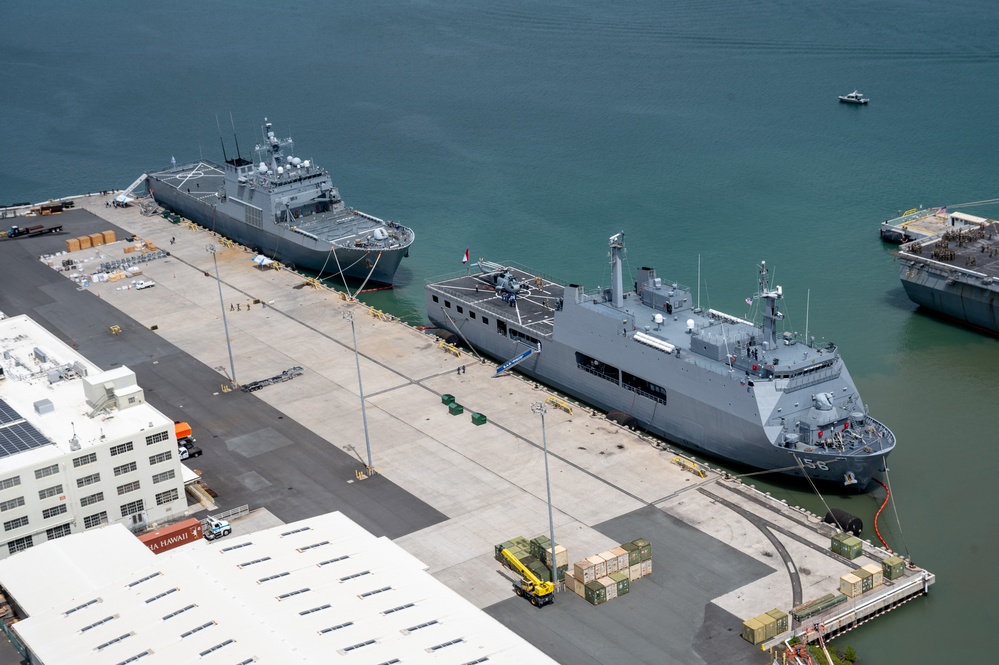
564,538,652,606
494,535,569,585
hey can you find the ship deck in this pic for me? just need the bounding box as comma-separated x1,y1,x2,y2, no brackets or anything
900,220,999,279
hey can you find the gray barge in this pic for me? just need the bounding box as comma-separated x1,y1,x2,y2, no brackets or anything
898,219,999,334
147,118,414,286
426,233,895,490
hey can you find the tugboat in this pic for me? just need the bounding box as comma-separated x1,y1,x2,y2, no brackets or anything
425,233,896,490
838,91,869,105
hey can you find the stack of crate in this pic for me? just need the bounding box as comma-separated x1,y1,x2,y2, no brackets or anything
882,555,905,580
839,562,885,598
494,535,567,584
565,538,652,606
830,532,863,560
741,608,789,645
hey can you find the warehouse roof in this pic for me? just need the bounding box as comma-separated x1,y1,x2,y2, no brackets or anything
0,512,558,664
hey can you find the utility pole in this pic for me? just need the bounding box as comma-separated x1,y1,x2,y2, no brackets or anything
532,401,558,595
206,244,237,386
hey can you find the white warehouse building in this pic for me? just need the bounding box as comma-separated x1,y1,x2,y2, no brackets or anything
0,314,190,559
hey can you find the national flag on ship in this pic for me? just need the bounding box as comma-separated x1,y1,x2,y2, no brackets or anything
462,248,469,264
745,297,753,305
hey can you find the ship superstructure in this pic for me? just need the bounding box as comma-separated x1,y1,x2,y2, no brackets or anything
426,233,895,489
147,118,414,285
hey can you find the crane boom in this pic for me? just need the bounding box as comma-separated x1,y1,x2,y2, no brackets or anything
501,548,554,607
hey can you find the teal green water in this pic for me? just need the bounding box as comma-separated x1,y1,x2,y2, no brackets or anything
5,1,999,660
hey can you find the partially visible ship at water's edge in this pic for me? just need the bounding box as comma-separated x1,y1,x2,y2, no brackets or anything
426,233,896,490
147,118,414,286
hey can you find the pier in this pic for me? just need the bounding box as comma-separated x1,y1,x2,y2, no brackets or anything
2,194,934,664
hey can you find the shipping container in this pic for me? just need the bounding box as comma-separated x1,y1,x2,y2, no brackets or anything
89,233,105,247
610,546,630,572
574,560,595,584
597,576,616,601
756,612,777,640
632,538,653,561
861,563,883,587
831,532,863,559
765,609,789,634
622,542,641,566
883,555,905,580
564,570,584,597
78,235,92,249
528,560,552,583
641,559,652,577
530,535,551,559
541,544,568,569
584,580,607,606
628,563,642,581
609,571,629,596
854,567,874,592
101,230,116,244
840,572,863,598
138,518,202,554
741,618,766,645
65,238,81,253
599,550,618,575
587,555,607,580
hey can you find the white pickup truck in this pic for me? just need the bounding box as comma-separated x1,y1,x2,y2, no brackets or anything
135,280,156,290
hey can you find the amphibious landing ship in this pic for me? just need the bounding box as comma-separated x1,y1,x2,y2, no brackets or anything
147,118,414,286
426,233,895,489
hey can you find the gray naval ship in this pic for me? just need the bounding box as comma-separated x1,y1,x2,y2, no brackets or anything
147,118,414,286
897,217,999,334
426,233,895,490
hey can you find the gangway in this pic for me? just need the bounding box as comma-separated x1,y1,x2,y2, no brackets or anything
495,346,539,375
118,173,148,200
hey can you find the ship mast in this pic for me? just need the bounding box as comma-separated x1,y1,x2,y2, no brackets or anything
758,261,783,349
609,232,625,308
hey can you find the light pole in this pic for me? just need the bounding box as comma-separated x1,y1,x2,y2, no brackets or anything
344,310,373,472
206,244,237,386
532,401,557,596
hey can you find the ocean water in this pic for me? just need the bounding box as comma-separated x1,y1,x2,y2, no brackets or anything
4,1,999,661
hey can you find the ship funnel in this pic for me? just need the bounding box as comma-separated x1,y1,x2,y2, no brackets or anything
609,232,625,309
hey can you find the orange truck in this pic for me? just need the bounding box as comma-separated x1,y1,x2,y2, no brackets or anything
174,421,193,442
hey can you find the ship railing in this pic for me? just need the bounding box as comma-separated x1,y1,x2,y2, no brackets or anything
575,362,620,385
778,365,843,393
621,383,667,406
901,252,989,281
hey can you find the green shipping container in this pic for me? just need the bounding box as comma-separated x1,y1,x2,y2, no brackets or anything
530,535,552,559
883,555,905,580
609,571,630,595
471,412,487,426
632,538,653,561
528,561,552,583
622,542,641,566
742,618,766,645
584,580,607,606
765,609,789,634
441,394,455,405
756,612,777,640
448,402,464,416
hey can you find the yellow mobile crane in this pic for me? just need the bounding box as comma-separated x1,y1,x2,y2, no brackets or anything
500,548,555,607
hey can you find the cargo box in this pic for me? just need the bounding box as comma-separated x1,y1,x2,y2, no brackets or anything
632,538,652,561
530,535,551,559
138,518,202,554
78,235,92,249
65,238,81,253
641,559,652,577
609,571,629,596
564,570,584,597
741,618,766,645
528,560,552,583
840,572,863,598
610,546,630,572
574,560,595,584
854,567,874,592
541,544,568,569
89,233,105,246
622,542,641,566
861,563,883,587
756,612,777,640
765,609,789,634
584,580,606,606
587,555,607,580
101,230,116,244
601,576,617,601
599,550,618,575
628,563,642,581
883,555,905,580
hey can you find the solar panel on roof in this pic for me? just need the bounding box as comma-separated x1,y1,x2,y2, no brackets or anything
0,421,53,458
0,399,21,425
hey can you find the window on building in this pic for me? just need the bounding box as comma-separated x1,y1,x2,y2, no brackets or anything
120,500,144,518
110,442,134,456
155,489,179,506
42,504,68,519
46,523,71,541
72,453,97,468
38,484,63,500
4,516,28,531
0,476,21,491
77,473,101,488
80,492,104,507
149,451,172,465
0,497,25,512
84,511,108,529
7,535,32,555
117,481,141,496
145,431,169,445
113,462,138,477
34,464,59,479
152,470,176,484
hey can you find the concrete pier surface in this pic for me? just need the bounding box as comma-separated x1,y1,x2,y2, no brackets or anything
0,196,933,665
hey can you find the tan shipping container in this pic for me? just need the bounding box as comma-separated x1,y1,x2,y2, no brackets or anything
756,612,777,640
861,563,883,588
599,550,618,575
574,560,595,585
611,546,630,572
65,238,81,253
840,572,863,598
542,544,568,569
600,576,617,601
123,245,136,254
78,235,92,249
641,559,652,577
742,618,766,645
629,563,643,581
101,230,116,244
587,555,607,580
89,233,105,247
563,570,582,597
